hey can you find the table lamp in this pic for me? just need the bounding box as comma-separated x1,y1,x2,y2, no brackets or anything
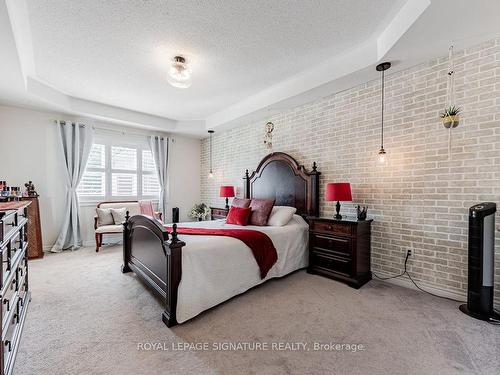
219,186,235,210
325,182,352,220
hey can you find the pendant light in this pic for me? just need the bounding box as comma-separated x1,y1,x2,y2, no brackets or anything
376,62,391,165
167,56,192,88
208,130,214,178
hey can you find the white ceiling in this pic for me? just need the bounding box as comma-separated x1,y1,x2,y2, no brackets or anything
27,0,401,120
1,0,500,137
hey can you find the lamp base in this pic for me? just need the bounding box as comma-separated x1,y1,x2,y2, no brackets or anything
334,201,342,220
225,197,229,210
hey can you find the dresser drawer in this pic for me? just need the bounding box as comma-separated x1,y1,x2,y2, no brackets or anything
1,275,17,328
311,221,352,237
311,233,352,257
0,211,17,246
3,311,17,373
310,252,352,277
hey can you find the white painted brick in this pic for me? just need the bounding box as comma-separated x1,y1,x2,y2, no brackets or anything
200,38,500,307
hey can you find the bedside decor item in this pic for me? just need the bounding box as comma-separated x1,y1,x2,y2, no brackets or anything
325,182,352,220
308,217,372,288
264,121,274,151
376,61,391,165
356,205,368,221
208,130,214,178
167,55,192,88
219,185,235,209
189,203,210,221
24,180,38,197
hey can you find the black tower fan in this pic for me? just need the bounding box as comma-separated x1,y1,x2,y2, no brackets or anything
459,202,500,322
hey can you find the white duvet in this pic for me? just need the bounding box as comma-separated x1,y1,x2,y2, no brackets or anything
174,214,309,323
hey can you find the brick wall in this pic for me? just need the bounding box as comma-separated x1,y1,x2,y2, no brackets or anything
201,38,500,306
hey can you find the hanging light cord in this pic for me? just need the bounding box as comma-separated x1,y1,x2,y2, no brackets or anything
380,68,385,150
209,132,213,173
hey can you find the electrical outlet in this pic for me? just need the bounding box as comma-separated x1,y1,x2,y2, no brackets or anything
407,249,412,257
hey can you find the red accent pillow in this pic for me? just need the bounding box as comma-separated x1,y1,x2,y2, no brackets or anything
226,206,252,226
232,198,251,208
249,199,275,226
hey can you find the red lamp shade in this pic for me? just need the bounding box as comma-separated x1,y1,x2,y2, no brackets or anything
219,185,235,198
325,183,352,202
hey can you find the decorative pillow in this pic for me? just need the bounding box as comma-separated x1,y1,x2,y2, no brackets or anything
231,198,251,208
110,208,127,224
249,199,275,226
226,206,252,226
96,208,114,226
267,206,297,226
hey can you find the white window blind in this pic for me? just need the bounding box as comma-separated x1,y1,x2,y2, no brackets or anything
77,138,161,201
77,144,105,197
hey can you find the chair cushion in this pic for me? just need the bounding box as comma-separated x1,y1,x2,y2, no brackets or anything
95,225,123,233
96,208,114,226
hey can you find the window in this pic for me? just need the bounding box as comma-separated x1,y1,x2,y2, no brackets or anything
78,141,160,201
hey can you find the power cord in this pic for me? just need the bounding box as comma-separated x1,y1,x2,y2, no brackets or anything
373,251,463,303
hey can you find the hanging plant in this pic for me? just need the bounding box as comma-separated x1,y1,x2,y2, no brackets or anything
440,105,461,129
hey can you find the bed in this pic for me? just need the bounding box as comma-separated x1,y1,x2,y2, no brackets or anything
121,152,321,326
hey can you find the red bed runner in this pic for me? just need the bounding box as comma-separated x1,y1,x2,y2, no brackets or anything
165,227,277,279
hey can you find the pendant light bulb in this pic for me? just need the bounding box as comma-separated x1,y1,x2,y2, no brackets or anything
378,148,387,165
208,170,214,179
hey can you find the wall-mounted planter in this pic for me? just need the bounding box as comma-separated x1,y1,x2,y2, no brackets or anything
442,115,459,129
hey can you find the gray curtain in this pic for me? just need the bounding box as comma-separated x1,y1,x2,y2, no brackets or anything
51,121,93,252
148,136,169,219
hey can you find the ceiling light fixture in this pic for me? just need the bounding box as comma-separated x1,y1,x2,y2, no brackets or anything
208,130,214,178
167,56,192,88
376,62,391,165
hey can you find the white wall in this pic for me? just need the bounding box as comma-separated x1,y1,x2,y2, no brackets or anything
0,104,201,249
0,105,67,248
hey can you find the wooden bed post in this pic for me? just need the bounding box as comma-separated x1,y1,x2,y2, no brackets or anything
243,169,250,199
121,211,132,273
162,224,185,327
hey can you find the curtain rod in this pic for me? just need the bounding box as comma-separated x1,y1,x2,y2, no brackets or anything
54,120,167,138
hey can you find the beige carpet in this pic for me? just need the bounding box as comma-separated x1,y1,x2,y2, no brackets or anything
15,245,500,375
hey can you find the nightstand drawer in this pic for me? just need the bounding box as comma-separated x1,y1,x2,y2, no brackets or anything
310,252,352,277
210,207,228,220
311,233,352,257
311,221,351,237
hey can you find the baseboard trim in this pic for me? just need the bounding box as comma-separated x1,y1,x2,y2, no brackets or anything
374,271,466,302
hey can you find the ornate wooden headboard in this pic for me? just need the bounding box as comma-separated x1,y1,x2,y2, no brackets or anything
243,152,321,218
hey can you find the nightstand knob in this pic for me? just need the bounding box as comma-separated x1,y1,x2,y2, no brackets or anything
327,225,332,230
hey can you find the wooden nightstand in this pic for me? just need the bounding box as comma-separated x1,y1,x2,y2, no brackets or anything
307,217,372,288
210,207,228,220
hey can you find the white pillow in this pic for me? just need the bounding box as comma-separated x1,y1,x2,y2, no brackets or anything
267,206,297,226
110,207,127,224
96,208,114,226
